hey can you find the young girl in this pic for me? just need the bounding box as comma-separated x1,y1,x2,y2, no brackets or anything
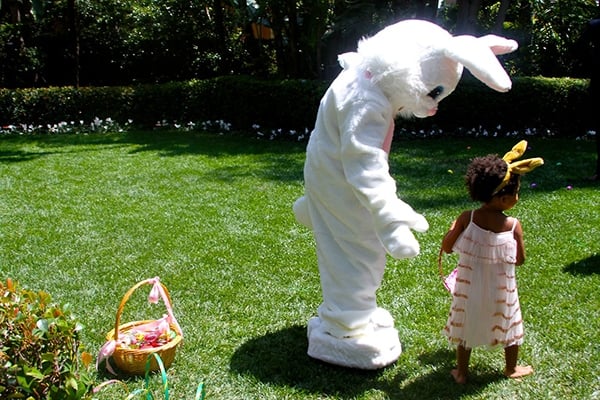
441,141,543,384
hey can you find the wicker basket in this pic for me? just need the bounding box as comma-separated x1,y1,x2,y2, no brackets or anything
106,279,183,375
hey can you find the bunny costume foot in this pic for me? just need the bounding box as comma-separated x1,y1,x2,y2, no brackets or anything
307,309,401,370
295,19,517,369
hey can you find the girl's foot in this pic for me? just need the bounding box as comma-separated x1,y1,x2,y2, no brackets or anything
451,368,467,384
504,365,534,379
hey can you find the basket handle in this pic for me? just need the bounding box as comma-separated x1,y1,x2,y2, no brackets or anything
113,278,182,340
438,248,445,283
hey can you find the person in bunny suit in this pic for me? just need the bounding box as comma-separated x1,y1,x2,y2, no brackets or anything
293,19,518,369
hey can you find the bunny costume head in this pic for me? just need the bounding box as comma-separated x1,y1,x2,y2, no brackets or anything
340,19,518,118
294,19,518,370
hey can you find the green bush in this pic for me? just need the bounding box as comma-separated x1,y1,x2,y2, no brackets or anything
413,75,590,135
0,75,591,136
0,279,93,399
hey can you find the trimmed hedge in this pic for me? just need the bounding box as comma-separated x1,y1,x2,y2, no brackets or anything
428,75,590,135
0,75,591,136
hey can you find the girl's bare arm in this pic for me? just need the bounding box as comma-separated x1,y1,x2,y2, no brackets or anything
513,219,526,266
441,211,469,254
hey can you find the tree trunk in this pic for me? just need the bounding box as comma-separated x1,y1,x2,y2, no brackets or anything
456,0,481,34
492,0,511,33
213,0,229,74
415,0,438,21
67,0,80,87
285,0,299,77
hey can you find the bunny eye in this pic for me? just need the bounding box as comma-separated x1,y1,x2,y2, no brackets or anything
428,85,444,100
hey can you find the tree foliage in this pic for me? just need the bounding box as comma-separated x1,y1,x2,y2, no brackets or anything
0,0,598,87
529,0,598,76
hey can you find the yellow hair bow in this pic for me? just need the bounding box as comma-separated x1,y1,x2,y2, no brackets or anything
492,140,544,195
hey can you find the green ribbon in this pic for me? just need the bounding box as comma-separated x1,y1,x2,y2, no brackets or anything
94,352,204,399
144,353,169,400
142,353,205,400
194,382,206,400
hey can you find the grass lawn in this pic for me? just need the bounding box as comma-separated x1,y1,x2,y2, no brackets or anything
1,131,599,399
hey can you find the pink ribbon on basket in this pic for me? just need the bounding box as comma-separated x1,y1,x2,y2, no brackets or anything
96,277,183,374
97,340,118,374
148,276,183,336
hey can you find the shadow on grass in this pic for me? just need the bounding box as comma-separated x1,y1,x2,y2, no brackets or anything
230,325,500,398
0,134,131,163
0,149,47,163
3,133,596,199
0,129,307,157
563,253,600,275
0,130,307,182
121,130,306,157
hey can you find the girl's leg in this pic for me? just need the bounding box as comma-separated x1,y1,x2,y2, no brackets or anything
504,345,534,378
451,345,471,384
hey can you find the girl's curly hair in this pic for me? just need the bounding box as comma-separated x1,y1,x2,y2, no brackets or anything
465,154,521,203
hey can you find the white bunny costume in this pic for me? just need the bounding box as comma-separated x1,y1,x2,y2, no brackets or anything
294,19,518,369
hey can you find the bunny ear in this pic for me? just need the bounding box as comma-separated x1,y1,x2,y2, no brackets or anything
492,140,544,195
509,158,545,175
338,52,363,70
477,34,519,56
444,35,517,92
502,140,528,162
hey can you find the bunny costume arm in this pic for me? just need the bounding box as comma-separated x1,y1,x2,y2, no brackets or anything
302,63,427,259
339,95,428,258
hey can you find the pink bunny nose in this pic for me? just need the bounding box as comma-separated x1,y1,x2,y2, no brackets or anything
428,107,438,116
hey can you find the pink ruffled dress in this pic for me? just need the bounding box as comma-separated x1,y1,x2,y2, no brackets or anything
443,211,524,349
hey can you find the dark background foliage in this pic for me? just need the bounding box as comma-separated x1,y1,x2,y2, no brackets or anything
0,0,599,88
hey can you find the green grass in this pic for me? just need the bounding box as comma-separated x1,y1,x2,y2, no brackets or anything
1,131,599,399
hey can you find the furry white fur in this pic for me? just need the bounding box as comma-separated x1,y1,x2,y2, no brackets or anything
294,19,517,369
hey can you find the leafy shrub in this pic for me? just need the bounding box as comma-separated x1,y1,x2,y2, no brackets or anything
0,279,93,399
419,75,590,136
0,75,592,137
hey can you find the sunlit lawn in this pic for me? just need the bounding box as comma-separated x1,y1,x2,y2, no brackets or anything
1,131,598,399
